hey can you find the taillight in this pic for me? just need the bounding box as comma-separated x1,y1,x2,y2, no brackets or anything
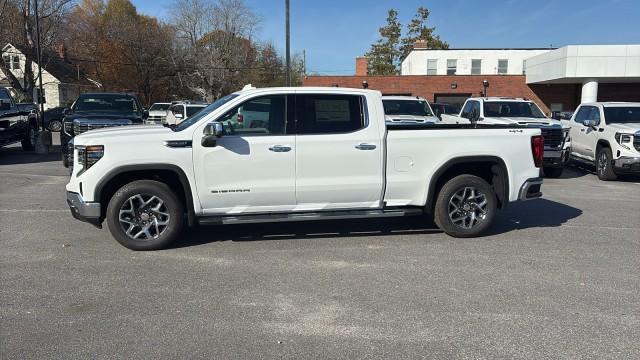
531,135,544,168
237,114,244,123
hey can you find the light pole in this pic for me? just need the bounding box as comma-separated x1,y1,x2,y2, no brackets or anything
285,0,291,86
482,79,489,97
34,0,45,129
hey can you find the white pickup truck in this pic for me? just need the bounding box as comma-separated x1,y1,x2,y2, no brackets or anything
442,97,570,178
382,96,439,125
66,87,544,250
564,102,640,180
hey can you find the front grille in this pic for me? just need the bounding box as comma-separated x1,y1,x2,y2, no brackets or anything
541,127,563,149
147,115,165,121
634,134,640,152
73,123,129,135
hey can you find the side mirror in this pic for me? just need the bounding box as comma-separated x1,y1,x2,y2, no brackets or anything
0,100,11,111
63,108,71,116
582,119,598,128
202,122,224,147
143,110,149,119
470,109,480,123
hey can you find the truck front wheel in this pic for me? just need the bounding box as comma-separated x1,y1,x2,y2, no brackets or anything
21,125,36,151
596,147,617,181
106,180,184,250
434,175,497,238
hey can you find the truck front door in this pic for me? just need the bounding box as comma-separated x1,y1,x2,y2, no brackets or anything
294,93,383,210
570,105,601,160
193,94,297,214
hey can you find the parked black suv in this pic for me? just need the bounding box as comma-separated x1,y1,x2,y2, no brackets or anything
61,93,147,167
0,87,38,150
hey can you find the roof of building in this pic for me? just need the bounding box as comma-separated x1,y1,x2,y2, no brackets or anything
3,43,95,87
410,47,556,51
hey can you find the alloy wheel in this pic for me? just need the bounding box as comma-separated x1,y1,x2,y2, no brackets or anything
118,194,170,240
598,151,608,176
448,186,488,229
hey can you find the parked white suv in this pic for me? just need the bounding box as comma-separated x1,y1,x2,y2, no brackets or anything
145,102,171,124
165,102,208,125
66,86,544,250
442,97,571,178
564,102,640,180
382,96,439,125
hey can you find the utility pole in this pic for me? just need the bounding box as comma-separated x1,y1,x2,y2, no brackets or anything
34,0,45,130
285,0,291,86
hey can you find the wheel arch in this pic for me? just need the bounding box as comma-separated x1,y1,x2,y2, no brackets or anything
425,156,510,212
94,164,196,226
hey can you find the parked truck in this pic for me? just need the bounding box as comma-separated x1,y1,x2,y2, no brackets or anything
564,102,640,180
441,97,571,178
66,87,545,250
0,87,38,150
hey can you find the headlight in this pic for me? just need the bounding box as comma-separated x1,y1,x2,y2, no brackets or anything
614,132,633,145
75,145,104,175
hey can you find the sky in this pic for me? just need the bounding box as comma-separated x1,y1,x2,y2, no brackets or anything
132,0,640,75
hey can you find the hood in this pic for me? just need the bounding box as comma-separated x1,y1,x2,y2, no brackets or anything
606,123,640,133
65,112,143,122
75,124,171,142
484,116,561,127
385,114,439,123
148,110,168,116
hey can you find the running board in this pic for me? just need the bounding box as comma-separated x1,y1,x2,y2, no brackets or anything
197,208,424,225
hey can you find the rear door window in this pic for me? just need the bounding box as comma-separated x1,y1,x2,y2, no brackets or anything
295,94,366,134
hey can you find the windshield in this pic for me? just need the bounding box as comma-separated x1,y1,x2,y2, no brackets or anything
483,101,546,118
73,94,139,114
383,99,433,116
174,94,238,131
603,107,640,124
149,103,171,111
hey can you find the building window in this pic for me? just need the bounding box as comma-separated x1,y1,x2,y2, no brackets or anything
498,59,508,74
2,55,10,69
11,56,19,70
447,59,457,75
427,59,437,75
471,59,481,75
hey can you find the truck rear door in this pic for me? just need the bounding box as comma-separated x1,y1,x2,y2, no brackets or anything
294,92,383,210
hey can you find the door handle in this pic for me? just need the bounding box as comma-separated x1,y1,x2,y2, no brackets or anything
268,145,292,152
355,143,376,150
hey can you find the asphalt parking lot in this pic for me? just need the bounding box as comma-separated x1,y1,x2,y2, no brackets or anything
1,137,639,359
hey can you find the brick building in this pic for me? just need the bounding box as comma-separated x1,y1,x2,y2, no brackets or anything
303,45,640,114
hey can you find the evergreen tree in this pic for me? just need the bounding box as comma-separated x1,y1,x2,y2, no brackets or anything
365,9,402,75
400,7,449,61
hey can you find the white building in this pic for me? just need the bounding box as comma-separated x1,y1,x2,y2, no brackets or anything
525,45,640,103
0,43,100,109
401,46,551,76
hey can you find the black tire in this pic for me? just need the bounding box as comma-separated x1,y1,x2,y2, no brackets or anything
596,147,617,181
543,167,564,178
433,175,497,238
21,125,35,151
106,180,184,250
48,120,62,132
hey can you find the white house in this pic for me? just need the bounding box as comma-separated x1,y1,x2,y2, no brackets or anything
0,43,100,109
401,44,551,76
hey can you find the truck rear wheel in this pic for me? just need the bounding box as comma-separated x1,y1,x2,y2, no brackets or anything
434,175,497,238
106,180,184,250
596,147,617,181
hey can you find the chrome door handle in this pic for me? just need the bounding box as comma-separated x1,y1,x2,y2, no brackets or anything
355,143,376,150
268,145,292,152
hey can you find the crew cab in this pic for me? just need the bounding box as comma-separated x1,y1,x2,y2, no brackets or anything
61,93,147,167
66,87,544,250
564,102,640,180
382,96,439,125
441,97,571,178
0,86,38,150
